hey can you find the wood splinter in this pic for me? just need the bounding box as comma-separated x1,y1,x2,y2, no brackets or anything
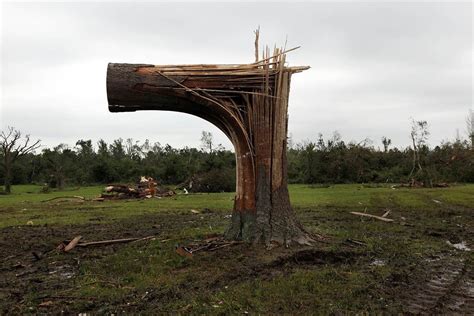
106,31,316,246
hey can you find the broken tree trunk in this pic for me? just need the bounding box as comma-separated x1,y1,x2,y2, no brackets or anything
106,46,314,246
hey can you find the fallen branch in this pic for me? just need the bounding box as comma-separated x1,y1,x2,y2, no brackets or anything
57,235,156,252
42,196,86,202
176,238,242,257
64,236,82,252
350,211,394,222
76,236,153,247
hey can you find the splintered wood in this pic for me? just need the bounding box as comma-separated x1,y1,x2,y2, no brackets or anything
107,34,315,245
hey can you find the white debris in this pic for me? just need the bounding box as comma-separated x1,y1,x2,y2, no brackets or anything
446,241,471,251
370,259,386,266
432,199,442,204
105,186,114,192
183,188,189,195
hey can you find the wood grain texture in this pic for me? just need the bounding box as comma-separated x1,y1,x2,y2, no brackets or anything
106,46,315,245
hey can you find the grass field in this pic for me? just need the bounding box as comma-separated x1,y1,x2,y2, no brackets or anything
0,184,473,314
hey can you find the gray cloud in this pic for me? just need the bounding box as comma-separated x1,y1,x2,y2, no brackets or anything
1,2,472,150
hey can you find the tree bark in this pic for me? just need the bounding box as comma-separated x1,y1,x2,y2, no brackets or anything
106,57,314,246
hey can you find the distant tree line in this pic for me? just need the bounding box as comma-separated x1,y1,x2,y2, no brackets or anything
287,131,473,184
1,126,474,193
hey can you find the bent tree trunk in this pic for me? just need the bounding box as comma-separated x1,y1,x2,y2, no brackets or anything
106,49,314,246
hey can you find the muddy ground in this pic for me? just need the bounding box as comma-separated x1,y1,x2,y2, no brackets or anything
1,213,472,314
0,185,473,314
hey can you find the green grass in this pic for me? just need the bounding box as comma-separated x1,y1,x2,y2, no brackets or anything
0,185,234,228
2,183,467,228
1,183,473,314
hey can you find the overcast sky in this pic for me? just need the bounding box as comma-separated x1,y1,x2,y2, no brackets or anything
1,1,472,151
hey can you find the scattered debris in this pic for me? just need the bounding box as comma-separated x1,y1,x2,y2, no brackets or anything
432,199,442,204
350,211,394,222
26,220,34,226
381,209,391,218
175,236,242,258
100,176,175,200
190,209,200,214
446,241,471,251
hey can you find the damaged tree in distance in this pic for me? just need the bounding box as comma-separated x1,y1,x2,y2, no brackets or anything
106,34,316,246
0,127,41,194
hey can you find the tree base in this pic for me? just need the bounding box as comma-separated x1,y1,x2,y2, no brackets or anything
224,209,317,247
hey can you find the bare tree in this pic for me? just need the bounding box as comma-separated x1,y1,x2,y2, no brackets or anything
467,109,474,149
200,131,214,153
381,136,392,152
0,127,40,193
408,119,432,186
200,131,223,154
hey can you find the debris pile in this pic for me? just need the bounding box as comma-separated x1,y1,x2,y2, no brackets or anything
175,235,242,258
101,176,175,200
